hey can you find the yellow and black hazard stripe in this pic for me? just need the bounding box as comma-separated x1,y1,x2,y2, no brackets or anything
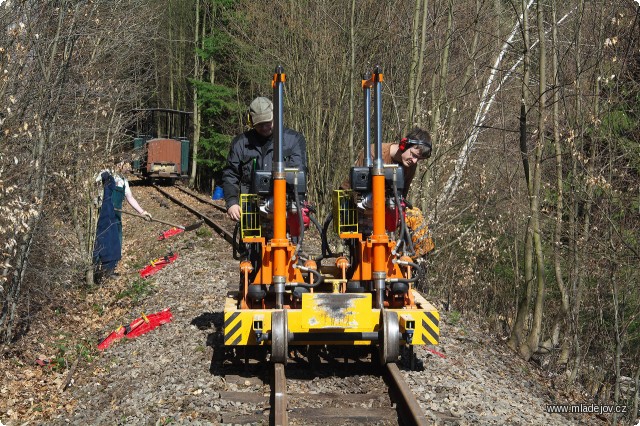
224,312,243,345
418,311,440,344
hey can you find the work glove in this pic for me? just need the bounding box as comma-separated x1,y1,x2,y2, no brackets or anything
142,211,152,221
405,207,435,257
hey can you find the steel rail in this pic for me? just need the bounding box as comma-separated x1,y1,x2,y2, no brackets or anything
273,363,288,425
384,362,428,426
152,184,235,244
174,185,227,213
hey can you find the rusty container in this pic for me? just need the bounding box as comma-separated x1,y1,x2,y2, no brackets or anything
146,138,181,177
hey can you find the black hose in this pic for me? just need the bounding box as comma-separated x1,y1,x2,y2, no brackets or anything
392,179,415,256
293,184,305,259
320,211,334,258
232,222,242,260
293,264,324,289
404,219,415,256
309,213,323,237
391,180,406,255
397,191,415,256
390,259,423,284
308,212,326,261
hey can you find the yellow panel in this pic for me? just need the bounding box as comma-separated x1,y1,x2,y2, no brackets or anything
223,292,440,347
224,305,273,346
403,289,440,345
297,293,378,331
225,296,284,346
403,310,440,345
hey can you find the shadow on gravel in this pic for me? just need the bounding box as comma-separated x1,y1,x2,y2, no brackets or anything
191,311,220,330
190,311,225,374
190,311,267,378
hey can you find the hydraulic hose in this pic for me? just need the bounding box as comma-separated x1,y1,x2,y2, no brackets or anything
320,211,335,259
391,179,415,256
391,180,407,255
232,222,242,260
308,212,326,261
293,183,305,260
389,259,424,284
292,263,324,289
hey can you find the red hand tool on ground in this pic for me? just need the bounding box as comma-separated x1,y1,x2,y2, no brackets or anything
97,308,173,350
158,227,184,240
139,252,179,278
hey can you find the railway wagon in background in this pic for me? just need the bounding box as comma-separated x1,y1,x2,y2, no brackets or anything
131,108,193,181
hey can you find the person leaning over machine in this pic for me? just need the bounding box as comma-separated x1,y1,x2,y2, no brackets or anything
222,96,308,222
93,161,152,281
342,126,432,197
342,126,435,256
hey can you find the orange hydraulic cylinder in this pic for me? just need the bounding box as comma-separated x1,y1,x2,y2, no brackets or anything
371,173,387,273
271,177,288,277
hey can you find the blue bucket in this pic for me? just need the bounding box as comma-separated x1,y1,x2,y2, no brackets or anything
212,186,224,200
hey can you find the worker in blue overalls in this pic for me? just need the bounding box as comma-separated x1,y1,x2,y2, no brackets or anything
93,163,151,282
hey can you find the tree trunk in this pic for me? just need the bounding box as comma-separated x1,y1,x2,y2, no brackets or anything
429,0,453,143
348,0,356,165
414,0,429,128
508,0,532,355
567,0,583,383
407,0,423,128
570,0,601,384
190,0,201,187
71,198,95,288
523,0,548,359
168,0,174,107
412,0,431,208
611,269,621,426
633,365,639,423
551,0,570,367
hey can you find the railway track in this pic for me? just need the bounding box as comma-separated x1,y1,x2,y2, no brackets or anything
218,358,427,425
274,361,428,426
150,183,428,426
152,183,235,244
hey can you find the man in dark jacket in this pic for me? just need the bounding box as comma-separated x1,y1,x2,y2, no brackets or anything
222,96,308,221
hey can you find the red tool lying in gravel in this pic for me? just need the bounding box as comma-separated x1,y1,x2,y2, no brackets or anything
158,227,184,240
139,252,179,278
97,308,173,350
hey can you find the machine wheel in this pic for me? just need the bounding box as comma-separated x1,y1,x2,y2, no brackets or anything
378,310,400,365
271,310,289,364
